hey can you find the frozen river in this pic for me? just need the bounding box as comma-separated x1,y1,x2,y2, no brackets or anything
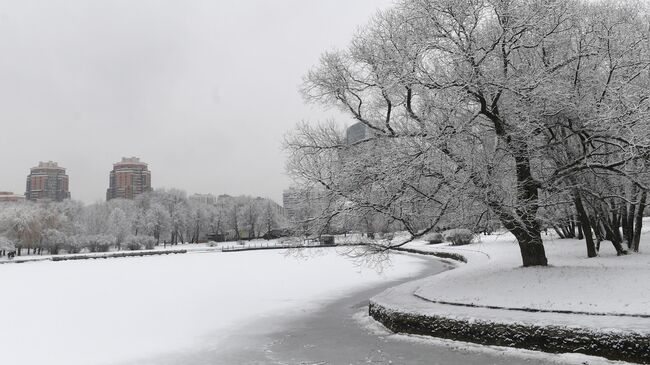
111,249,602,365
0,247,430,365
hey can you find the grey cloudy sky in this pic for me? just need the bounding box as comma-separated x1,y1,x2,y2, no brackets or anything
0,0,393,204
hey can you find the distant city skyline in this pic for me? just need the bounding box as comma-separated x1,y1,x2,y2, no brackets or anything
4,157,292,204
0,0,393,204
5,158,308,205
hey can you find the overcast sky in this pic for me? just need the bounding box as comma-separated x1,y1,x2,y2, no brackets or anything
0,0,393,204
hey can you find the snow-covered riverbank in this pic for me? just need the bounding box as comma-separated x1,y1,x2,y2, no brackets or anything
405,229,650,318
367,225,650,363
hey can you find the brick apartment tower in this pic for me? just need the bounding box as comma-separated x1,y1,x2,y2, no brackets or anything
25,161,71,201
106,157,152,200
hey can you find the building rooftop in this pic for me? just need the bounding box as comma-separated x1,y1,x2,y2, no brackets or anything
114,157,148,166
31,161,65,171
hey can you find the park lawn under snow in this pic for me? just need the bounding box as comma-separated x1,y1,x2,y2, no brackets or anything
0,247,428,365
405,224,650,317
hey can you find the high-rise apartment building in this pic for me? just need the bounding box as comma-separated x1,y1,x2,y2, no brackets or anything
106,157,152,200
25,161,70,201
282,187,328,222
346,122,370,144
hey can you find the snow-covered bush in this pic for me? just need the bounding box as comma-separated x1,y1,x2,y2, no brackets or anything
141,236,156,250
86,234,114,252
443,229,475,246
423,232,444,244
124,235,142,251
206,241,218,247
124,235,156,250
66,235,84,254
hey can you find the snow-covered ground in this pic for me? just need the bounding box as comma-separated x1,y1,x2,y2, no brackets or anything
0,248,428,365
404,222,650,317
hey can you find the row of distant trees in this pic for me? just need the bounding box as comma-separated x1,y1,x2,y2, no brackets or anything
285,0,650,267
286,186,500,239
0,189,287,256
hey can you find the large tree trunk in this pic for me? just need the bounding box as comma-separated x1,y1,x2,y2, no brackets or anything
608,202,624,245
514,229,548,267
577,221,584,240
600,218,627,255
476,105,549,267
588,214,603,252
487,202,548,266
632,190,647,252
574,192,597,258
513,147,548,266
470,132,548,266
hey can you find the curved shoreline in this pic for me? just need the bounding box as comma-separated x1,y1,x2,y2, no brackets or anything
369,299,650,364
369,248,650,364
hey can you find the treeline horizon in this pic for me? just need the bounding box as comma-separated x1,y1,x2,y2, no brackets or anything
0,188,288,256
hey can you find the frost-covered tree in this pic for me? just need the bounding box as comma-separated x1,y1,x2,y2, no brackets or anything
0,204,43,255
108,208,130,250
152,189,190,244
144,203,171,244
42,229,68,255
0,235,14,256
186,200,211,243
286,0,650,266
